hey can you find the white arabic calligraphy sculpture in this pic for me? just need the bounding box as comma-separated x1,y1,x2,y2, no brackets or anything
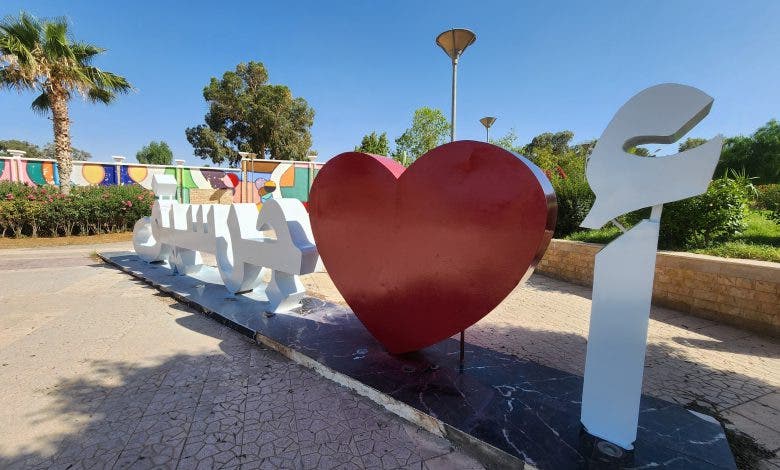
132,174,319,314
580,84,723,450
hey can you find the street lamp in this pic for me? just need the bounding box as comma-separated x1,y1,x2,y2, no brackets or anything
479,116,497,142
436,28,476,142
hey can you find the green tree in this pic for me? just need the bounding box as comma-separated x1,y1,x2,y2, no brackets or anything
572,140,596,158
627,146,651,157
717,120,780,184
679,137,707,152
355,131,390,155
136,141,173,165
0,13,132,193
523,130,574,155
393,107,449,163
0,139,42,158
41,142,91,161
185,61,315,166
489,128,524,154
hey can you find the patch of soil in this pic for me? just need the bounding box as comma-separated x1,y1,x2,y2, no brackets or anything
0,232,133,249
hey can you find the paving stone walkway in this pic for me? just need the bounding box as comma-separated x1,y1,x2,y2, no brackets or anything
303,271,780,469
1,242,778,469
0,244,482,469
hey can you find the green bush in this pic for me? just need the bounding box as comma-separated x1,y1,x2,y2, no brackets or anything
551,173,595,238
755,184,780,222
0,182,154,238
651,175,751,249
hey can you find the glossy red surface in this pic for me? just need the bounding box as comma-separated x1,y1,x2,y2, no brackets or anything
309,141,555,353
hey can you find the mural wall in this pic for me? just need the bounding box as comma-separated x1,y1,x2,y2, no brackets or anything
0,158,59,186
0,157,322,208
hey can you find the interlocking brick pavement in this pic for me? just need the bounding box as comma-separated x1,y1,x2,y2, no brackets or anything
303,271,780,468
0,244,482,470
1,242,777,468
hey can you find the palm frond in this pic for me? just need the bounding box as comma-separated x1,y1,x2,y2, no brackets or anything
0,66,35,90
0,12,42,51
83,66,133,93
71,42,104,64
1,12,133,108
86,87,114,104
0,14,39,68
42,19,74,62
31,91,50,114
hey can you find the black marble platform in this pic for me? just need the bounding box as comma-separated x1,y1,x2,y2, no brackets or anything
100,252,736,470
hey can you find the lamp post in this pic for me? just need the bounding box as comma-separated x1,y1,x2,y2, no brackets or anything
479,116,497,142
436,29,476,369
436,28,476,142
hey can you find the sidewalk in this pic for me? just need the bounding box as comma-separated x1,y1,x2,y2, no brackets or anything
0,243,481,469
304,270,780,468
0,242,777,468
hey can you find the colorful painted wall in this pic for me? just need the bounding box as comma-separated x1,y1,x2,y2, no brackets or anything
0,158,59,186
240,160,320,207
0,157,322,208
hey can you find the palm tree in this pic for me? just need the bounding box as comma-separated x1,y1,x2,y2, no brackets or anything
0,12,131,193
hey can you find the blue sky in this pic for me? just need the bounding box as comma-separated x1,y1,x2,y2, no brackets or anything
1,1,778,165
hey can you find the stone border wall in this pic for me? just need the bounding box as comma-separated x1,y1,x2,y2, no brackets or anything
536,239,780,336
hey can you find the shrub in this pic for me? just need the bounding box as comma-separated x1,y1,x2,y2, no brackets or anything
525,146,593,238
0,182,154,238
755,184,780,222
656,175,751,249
552,173,595,238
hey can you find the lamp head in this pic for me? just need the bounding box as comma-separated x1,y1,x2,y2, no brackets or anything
479,117,497,129
436,28,477,62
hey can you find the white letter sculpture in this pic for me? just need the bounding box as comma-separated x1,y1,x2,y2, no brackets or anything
580,84,723,450
132,174,319,314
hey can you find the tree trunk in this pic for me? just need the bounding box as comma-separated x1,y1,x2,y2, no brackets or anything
49,88,73,195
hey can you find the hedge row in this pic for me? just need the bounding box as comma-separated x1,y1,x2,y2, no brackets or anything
0,182,154,238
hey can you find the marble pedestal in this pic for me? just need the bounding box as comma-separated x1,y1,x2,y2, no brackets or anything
100,252,736,470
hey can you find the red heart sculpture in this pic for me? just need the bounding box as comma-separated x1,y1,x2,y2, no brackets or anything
310,141,556,354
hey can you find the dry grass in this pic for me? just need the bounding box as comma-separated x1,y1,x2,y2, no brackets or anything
0,232,133,249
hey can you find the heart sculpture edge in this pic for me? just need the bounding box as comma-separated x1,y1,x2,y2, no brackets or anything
310,141,557,354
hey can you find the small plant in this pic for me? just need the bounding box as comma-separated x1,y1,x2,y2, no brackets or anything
755,184,780,222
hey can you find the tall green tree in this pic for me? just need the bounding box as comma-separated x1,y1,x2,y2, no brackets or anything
524,130,574,155
0,12,132,193
717,120,780,184
136,141,173,165
355,131,390,155
185,61,315,166
679,137,708,152
393,107,449,164
42,142,91,161
0,139,42,158
489,128,524,154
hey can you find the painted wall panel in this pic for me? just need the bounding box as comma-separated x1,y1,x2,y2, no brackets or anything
0,157,322,208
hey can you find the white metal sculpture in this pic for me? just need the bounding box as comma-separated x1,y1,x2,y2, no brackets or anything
580,84,723,450
132,174,318,313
